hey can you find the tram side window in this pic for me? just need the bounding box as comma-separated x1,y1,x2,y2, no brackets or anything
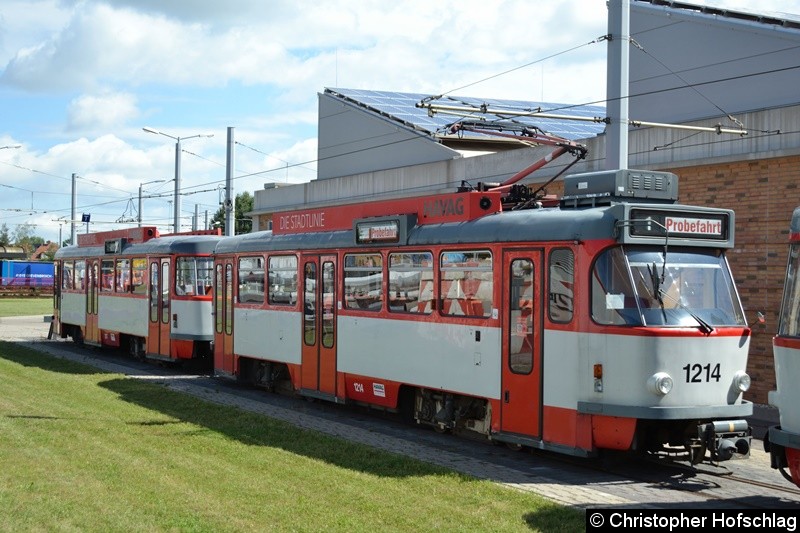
62,261,74,290
214,264,223,334
779,243,800,337
591,247,641,326
238,256,265,304
344,253,383,311
74,260,86,291
322,261,335,349
149,262,159,322
304,262,316,345
54,262,60,308
176,257,213,296
268,255,298,306
91,263,99,313
101,260,114,292
509,259,534,374
163,262,171,324
225,264,233,334
388,252,433,314
440,250,493,318
549,249,574,323
116,258,131,292
198,257,214,295
131,258,148,295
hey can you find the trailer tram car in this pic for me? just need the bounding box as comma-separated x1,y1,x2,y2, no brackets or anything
213,168,753,462
766,207,800,486
53,227,221,364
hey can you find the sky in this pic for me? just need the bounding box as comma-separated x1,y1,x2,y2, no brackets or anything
1,0,800,244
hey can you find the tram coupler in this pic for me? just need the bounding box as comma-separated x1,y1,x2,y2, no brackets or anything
700,419,751,462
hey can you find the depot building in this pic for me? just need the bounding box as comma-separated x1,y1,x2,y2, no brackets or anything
248,1,800,405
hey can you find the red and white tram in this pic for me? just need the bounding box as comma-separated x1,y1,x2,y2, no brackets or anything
212,168,753,462
53,227,221,363
766,207,800,486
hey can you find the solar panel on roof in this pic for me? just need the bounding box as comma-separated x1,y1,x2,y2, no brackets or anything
328,88,606,142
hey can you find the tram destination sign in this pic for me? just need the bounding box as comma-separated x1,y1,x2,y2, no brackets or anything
104,238,125,254
664,216,722,236
629,208,729,241
356,220,400,244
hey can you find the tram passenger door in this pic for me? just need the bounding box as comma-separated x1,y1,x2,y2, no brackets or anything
500,250,543,438
300,255,337,397
85,260,100,344
148,257,171,358
213,260,235,376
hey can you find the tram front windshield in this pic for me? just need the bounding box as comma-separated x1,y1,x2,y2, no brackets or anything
592,246,746,328
778,242,800,337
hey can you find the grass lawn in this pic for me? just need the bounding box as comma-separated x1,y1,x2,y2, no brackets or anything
0,297,53,317
0,342,584,532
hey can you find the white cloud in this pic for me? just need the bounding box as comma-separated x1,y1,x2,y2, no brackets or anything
2,4,204,90
4,0,800,98
0,1,70,65
0,0,610,101
66,92,140,132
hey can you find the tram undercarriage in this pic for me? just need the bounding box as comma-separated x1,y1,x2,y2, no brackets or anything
412,389,491,435
237,358,294,395
636,418,751,464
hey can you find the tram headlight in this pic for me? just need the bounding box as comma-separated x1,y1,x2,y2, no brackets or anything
733,370,751,392
647,372,673,396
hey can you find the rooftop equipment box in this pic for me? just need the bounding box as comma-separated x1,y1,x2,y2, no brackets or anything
562,169,679,205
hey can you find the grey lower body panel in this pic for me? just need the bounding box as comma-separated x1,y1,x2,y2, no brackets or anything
577,400,753,420
171,334,213,341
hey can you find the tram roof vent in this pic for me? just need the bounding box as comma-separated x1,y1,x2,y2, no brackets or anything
560,169,678,208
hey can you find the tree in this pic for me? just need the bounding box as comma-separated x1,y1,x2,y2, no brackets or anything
13,222,35,243
0,224,10,246
12,223,46,256
210,191,253,235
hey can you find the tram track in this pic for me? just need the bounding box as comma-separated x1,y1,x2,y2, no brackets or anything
552,442,800,509
671,453,800,499
697,468,800,498
726,474,800,497
18,336,800,510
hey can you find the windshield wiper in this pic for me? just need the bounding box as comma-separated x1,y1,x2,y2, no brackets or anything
657,287,715,335
647,262,667,320
645,259,712,334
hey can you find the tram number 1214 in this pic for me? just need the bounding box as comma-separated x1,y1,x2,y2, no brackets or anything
683,363,722,383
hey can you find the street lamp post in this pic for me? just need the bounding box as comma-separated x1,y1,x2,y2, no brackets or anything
138,179,166,227
142,127,213,232
55,215,69,247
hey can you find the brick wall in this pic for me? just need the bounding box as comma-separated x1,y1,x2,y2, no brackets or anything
670,156,800,404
